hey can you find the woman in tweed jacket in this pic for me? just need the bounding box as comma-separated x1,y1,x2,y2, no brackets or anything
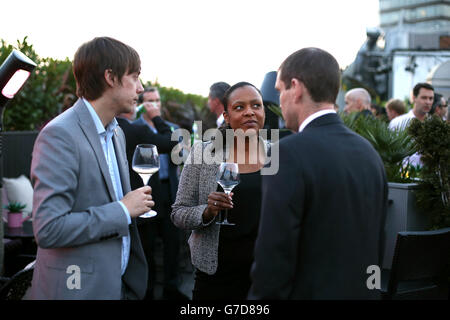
171,82,270,300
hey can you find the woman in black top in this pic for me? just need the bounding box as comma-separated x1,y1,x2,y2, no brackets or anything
192,82,268,300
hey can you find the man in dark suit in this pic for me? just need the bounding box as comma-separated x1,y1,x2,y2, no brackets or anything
117,102,177,191
248,48,388,299
117,101,181,300
133,87,188,300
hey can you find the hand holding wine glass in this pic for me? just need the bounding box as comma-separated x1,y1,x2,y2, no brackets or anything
132,144,160,218
216,162,240,225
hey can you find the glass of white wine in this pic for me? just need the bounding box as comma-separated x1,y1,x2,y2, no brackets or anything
216,162,240,225
132,144,160,218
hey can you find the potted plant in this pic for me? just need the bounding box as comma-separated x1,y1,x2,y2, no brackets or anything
4,201,27,228
338,113,432,268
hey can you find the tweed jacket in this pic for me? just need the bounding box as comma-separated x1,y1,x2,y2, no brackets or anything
171,139,270,275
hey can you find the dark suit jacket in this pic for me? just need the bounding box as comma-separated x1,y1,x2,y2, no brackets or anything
117,116,177,185
248,113,388,299
132,117,180,204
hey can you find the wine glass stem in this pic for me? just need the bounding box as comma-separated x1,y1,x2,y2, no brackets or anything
223,208,229,222
223,190,230,222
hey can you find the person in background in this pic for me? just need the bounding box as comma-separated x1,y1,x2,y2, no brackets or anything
343,88,373,118
133,87,187,300
248,48,388,299
370,103,387,121
208,82,230,127
388,83,434,131
29,37,153,300
430,93,448,121
385,98,406,122
447,97,450,123
172,82,270,300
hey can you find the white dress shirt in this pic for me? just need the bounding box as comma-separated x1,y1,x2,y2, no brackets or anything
83,98,131,276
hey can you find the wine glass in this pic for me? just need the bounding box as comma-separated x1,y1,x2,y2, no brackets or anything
132,144,160,218
216,162,240,225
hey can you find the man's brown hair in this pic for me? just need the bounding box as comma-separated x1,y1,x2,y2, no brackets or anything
385,98,406,115
73,37,141,100
279,47,340,104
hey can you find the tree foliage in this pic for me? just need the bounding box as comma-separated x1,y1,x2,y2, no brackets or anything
340,112,418,182
408,116,450,229
1,37,209,132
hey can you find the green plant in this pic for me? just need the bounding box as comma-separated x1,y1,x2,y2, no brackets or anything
0,37,76,131
4,202,26,213
0,37,210,132
408,116,450,229
267,104,283,120
340,112,418,182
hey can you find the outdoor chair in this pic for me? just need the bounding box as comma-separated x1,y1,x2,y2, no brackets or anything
381,227,450,300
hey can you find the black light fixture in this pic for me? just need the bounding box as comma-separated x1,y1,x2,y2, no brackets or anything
0,49,37,130
0,49,36,274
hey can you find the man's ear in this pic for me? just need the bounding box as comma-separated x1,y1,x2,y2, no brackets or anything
104,69,116,88
291,78,304,103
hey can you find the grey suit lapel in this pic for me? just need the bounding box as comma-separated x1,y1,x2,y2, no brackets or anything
73,99,117,201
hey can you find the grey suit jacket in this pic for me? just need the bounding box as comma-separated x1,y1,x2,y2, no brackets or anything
171,139,269,275
29,99,148,299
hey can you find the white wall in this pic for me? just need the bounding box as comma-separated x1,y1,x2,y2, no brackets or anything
392,51,450,102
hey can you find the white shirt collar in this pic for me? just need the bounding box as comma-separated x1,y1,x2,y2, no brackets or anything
216,113,224,127
299,109,336,132
83,98,118,135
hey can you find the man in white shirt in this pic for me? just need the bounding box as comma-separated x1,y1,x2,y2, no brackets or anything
207,82,230,127
388,82,434,131
388,83,434,168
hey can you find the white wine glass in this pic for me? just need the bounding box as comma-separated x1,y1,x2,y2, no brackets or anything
132,144,160,218
216,162,240,226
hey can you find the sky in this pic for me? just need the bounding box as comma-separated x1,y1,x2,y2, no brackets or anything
1,0,380,97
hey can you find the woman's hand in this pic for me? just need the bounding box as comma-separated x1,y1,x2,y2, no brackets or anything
202,191,234,223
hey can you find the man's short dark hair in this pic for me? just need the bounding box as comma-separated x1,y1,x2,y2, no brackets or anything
279,47,340,104
73,37,141,100
209,82,230,100
412,82,434,97
138,87,159,103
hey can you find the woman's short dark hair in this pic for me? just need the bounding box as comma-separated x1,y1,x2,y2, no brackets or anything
73,37,141,100
279,47,340,104
221,81,263,113
214,82,264,152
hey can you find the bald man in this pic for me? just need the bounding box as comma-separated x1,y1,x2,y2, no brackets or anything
344,88,373,118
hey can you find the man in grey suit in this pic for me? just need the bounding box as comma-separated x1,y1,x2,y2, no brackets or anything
29,37,155,299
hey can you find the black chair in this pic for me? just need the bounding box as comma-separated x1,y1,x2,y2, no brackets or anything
0,261,34,300
381,227,450,300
